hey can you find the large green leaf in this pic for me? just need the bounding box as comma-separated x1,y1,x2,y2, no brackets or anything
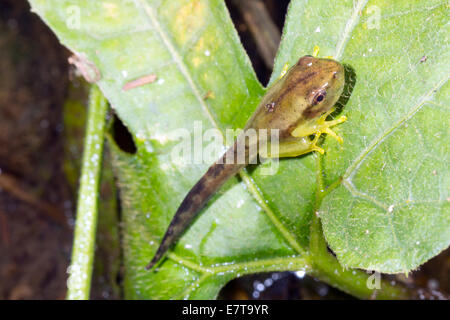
271,0,449,273
29,0,449,299
310,0,449,273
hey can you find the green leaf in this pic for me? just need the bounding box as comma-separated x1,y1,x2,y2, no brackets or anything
316,1,449,274
271,0,449,273
28,0,448,299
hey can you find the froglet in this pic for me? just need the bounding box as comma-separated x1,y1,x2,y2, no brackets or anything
146,56,346,270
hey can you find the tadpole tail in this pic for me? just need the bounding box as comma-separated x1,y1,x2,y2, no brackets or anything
146,141,252,270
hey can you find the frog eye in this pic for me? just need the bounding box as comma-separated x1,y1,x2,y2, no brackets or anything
312,90,327,105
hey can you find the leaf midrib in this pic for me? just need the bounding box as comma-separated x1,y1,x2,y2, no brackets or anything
133,0,220,130
334,0,368,60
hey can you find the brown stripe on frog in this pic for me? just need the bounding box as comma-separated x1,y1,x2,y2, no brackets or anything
273,71,317,107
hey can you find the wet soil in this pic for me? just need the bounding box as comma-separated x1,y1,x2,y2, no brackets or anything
0,0,72,299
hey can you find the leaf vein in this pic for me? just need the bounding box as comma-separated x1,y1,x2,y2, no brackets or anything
344,76,449,181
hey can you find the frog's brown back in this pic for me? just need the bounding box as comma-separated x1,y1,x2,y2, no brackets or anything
246,56,344,142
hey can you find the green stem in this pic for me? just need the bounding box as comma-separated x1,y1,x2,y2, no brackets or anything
310,214,409,299
308,154,410,299
66,85,108,300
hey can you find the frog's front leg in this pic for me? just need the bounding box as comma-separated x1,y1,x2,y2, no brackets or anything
291,108,347,143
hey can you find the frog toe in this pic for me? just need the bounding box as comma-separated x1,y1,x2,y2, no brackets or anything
311,144,325,154
323,127,343,144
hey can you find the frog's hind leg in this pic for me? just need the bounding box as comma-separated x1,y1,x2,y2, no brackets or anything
265,108,347,159
265,136,324,158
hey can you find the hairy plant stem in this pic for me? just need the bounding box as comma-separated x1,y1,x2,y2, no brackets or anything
66,85,108,300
